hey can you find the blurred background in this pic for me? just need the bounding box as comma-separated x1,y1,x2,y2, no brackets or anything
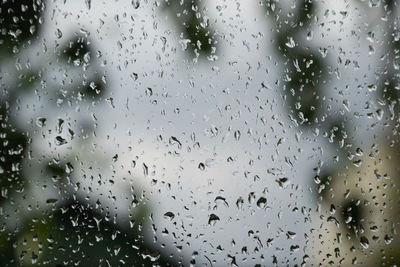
0,0,400,266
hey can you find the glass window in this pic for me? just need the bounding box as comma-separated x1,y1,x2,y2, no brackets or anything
0,0,399,265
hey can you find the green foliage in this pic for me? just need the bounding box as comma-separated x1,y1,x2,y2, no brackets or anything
0,107,27,204
285,51,324,123
340,200,364,235
0,0,44,55
11,199,170,266
163,0,216,58
0,1,172,265
82,76,106,98
265,0,326,126
61,35,91,64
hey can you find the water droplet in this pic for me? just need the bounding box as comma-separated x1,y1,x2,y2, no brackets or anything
208,214,220,225
56,118,64,133
285,37,296,48
55,136,67,146
85,0,91,9
353,160,362,167
286,231,296,239
327,216,340,228
65,162,74,174
384,234,393,245
46,198,58,204
36,117,46,127
143,163,148,176
55,28,63,39
234,130,241,141
146,87,153,96
367,84,377,92
306,31,313,41
342,99,350,111
132,0,140,9
236,197,244,209
360,236,369,249
163,211,175,221
198,162,205,171
275,178,290,188
290,245,299,252
256,197,267,208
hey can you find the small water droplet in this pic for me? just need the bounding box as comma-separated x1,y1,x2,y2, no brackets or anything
285,37,296,48
256,197,267,208
290,245,299,252
65,162,74,174
36,117,46,127
384,234,393,245
55,28,63,39
198,162,205,171
275,177,290,188
46,198,58,204
85,0,91,9
132,0,140,9
55,136,67,146
360,236,369,249
146,87,153,96
327,216,340,228
143,163,148,176
342,99,350,111
234,130,241,141
306,30,313,40
286,231,296,239
353,160,362,167
163,212,175,221
208,214,220,225
236,197,244,209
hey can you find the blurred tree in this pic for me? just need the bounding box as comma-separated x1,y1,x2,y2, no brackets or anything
163,0,217,60
11,198,170,266
0,1,176,265
0,0,44,56
265,0,326,126
265,0,400,265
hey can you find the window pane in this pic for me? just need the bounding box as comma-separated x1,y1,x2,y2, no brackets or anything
0,0,399,266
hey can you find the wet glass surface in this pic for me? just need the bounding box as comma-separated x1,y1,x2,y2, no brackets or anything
1,0,400,266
